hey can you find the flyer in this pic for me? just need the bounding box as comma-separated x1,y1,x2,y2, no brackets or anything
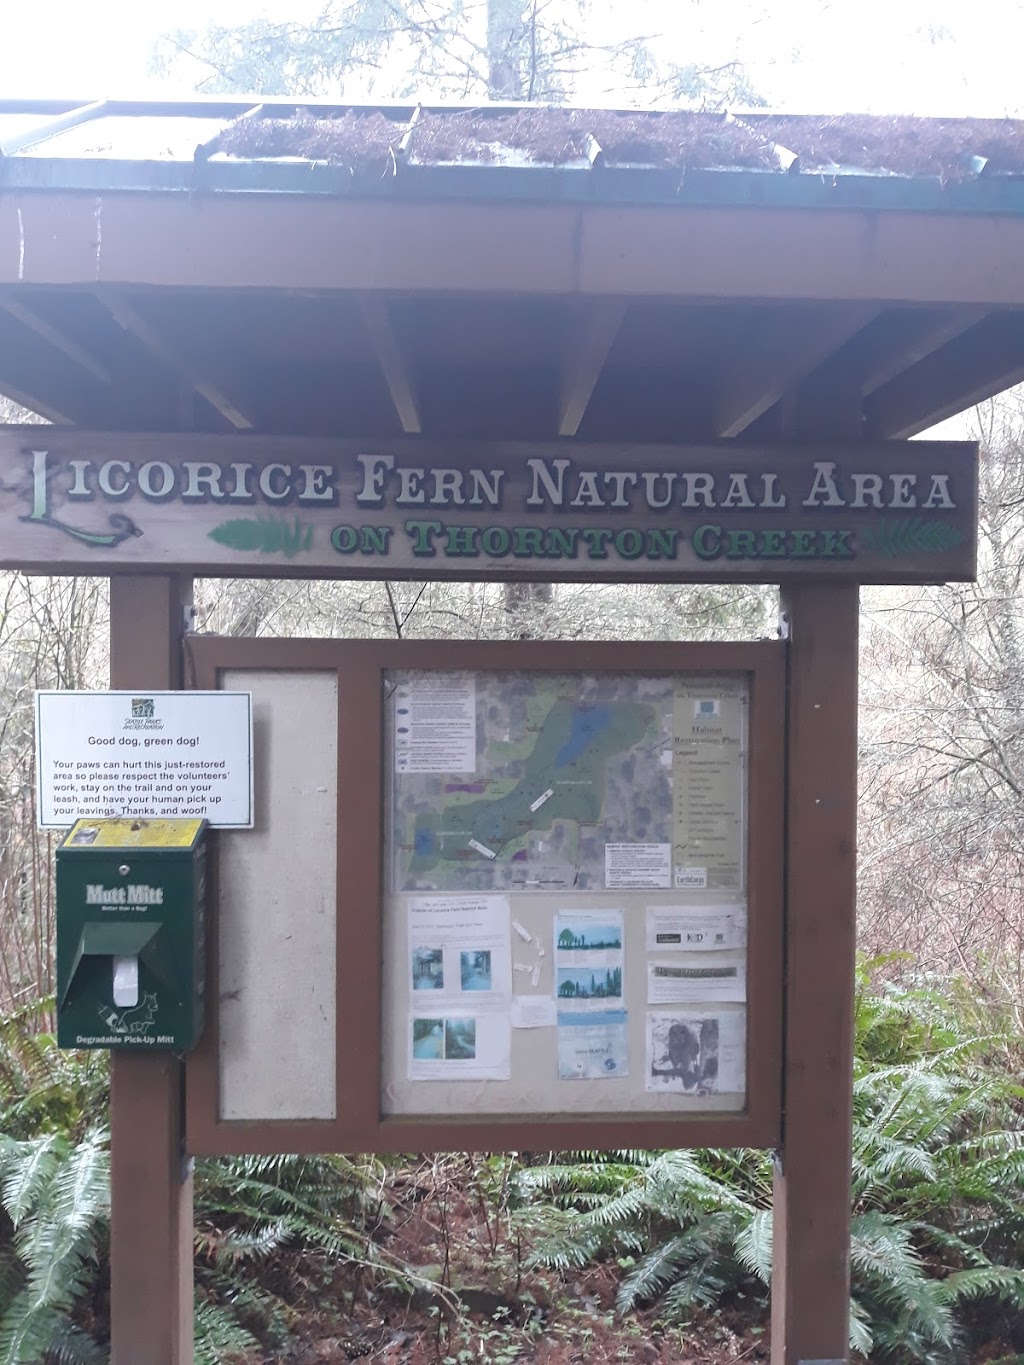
407,895,512,1079
557,1009,629,1079
645,1010,746,1095
645,905,746,952
554,908,624,1008
394,674,476,774
646,957,747,1004
510,996,558,1029
605,843,671,889
408,895,512,1004
554,909,624,964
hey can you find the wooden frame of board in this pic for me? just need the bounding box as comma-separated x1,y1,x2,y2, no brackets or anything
184,636,784,1155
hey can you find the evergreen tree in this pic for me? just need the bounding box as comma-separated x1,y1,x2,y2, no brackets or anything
152,1,762,109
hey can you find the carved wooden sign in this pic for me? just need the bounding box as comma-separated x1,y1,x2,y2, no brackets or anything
0,430,977,583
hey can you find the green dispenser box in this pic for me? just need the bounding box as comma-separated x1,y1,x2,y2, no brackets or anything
56,817,207,1051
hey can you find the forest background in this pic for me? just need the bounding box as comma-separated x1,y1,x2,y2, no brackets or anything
4,2,1024,1361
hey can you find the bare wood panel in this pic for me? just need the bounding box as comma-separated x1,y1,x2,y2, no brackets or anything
0,429,978,584
216,669,338,1122
186,637,784,1157
5,195,1024,305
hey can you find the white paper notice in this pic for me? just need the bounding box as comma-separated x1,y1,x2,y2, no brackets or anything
605,843,671,889
646,1010,746,1095
409,895,512,1002
34,690,253,829
647,957,747,1004
511,996,558,1029
557,1009,629,1079
645,906,746,952
394,674,476,774
408,894,512,1079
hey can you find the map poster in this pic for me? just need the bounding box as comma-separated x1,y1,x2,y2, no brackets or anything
672,678,748,893
387,669,749,897
388,671,675,893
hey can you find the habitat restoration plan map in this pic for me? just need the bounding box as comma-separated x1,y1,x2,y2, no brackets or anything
387,671,747,896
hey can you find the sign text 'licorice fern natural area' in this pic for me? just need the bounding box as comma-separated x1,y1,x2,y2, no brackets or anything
0,431,978,584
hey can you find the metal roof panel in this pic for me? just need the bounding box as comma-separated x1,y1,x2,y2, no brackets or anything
2,98,1024,214
22,114,233,161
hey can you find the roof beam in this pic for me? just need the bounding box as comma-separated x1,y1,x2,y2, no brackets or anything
866,313,1024,438
0,379,71,424
1,294,111,385
850,307,989,396
0,309,101,423
558,299,627,437
96,291,255,431
358,296,421,434
714,305,877,438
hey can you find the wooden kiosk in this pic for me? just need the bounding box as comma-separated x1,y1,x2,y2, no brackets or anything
1,98,1018,1363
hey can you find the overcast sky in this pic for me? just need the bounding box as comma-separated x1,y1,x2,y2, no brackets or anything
2,0,1022,116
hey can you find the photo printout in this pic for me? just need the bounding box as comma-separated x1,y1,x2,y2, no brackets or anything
645,1010,746,1095
407,894,512,1080
410,1013,511,1080
554,908,624,1009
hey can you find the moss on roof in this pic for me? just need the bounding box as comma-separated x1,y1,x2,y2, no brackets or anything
755,114,1024,177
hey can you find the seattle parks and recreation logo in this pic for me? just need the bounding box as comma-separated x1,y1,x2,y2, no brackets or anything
124,697,163,731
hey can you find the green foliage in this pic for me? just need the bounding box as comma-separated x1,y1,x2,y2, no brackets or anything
194,1148,408,1305
0,1125,109,1364
0,999,108,1142
517,970,1024,1362
4,975,1024,1361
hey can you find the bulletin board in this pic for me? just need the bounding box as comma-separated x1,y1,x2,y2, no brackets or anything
185,638,784,1156
382,669,750,1117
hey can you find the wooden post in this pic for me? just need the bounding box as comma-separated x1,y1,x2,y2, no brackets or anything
108,575,194,1365
771,581,859,1364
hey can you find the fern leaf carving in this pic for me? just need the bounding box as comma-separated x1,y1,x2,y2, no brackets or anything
861,518,964,557
208,517,314,559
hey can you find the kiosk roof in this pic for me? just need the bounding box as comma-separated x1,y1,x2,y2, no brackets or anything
2,98,1024,439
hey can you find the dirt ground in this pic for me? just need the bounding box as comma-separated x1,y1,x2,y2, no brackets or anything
228,1163,1024,1365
